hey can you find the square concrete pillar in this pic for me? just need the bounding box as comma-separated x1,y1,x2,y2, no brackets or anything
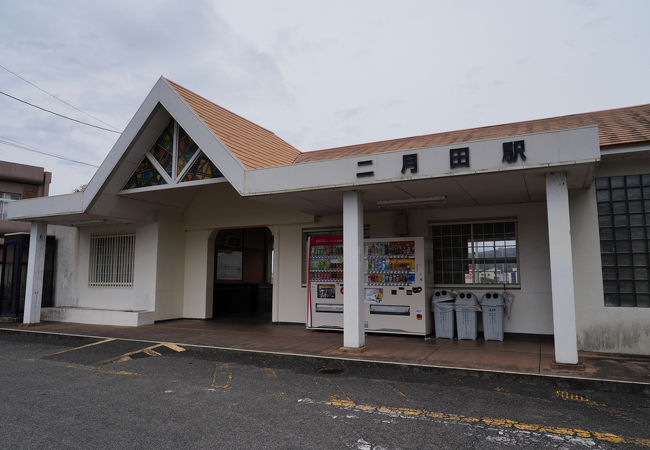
545,172,578,364
23,221,47,324
343,190,365,349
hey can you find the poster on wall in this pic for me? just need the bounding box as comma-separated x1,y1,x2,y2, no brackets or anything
217,250,243,280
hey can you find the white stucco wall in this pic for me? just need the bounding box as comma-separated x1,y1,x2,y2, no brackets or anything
74,222,159,312
571,155,650,355
48,224,79,307
155,211,185,320
182,229,213,319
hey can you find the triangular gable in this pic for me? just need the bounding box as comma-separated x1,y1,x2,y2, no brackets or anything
81,77,251,212
122,118,224,191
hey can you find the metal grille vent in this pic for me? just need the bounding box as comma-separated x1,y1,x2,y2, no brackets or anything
88,233,135,287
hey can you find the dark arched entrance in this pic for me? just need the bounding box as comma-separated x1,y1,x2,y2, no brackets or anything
212,227,273,321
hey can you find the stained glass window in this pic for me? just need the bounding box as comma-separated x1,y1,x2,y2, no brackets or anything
149,120,174,177
124,157,167,189
177,126,199,175
123,118,223,190
181,151,222,182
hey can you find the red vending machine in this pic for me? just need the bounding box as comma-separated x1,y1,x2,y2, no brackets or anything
307,235,344,329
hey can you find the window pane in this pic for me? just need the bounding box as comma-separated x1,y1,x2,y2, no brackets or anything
631,227,645,240
611,176,625,188
629,201,643,214
604,294,620,306
633,254,647,267
628,188,642,200
617,253,632,265
620,294,635,307
431,221,518,286
596,190,611,202
601,254,616,266
616,241,631,253
599,228,614,240
595,177,609,189
636,295,650,307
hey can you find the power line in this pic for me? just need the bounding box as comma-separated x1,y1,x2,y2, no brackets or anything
0,90,121,134
0,136,100,167
0,63,120,130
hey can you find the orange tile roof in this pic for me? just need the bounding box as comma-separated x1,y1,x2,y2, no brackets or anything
295,103,650,164
165,77,650,168
165,78,301,169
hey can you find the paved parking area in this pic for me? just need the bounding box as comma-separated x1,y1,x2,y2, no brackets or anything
3,317,650,384
1,332,649,449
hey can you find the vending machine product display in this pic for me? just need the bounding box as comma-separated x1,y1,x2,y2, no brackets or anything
307,235,345,329
364,237,432,336
307,235,432,336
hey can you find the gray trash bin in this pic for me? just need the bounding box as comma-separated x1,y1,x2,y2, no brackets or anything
481,292,505,341
432,290,455,339
454,292,480,340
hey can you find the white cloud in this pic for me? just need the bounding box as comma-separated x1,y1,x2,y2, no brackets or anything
0,0,648,194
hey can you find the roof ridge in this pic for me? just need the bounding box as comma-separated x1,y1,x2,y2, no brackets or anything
163,77,302,153
308,102,650,153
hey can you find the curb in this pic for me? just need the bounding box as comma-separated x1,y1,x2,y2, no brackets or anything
2,327,649,395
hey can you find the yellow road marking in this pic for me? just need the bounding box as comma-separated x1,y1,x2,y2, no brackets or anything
556,391,604,406
328,379,353,403
99,343,184,365
52,338,116,355
298,397,650,447
211,362,232,389
263,367,278,379
384,381,408,399
163,343,185,352
65,363,139,376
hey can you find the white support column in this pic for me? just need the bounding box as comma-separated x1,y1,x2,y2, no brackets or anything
23,221,47,325
343,190,365,349
545,172,578,364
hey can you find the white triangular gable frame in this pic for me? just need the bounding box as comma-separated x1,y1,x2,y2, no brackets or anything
83,77,246,211
121,119,226,193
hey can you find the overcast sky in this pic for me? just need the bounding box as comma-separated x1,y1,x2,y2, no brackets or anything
1,0,649,195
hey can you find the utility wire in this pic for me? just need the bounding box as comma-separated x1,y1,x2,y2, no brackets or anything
0,90,121,134
0,136,100,167
0,63,120,131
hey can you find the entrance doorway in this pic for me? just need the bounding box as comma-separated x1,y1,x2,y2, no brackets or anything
212,228,273,321
0,233,55,320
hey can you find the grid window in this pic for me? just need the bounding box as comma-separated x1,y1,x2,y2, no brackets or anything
0,192,22,220
89,234,135,287
431,221,518,287
596,175,650,307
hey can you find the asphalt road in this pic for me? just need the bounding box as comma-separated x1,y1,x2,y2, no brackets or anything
0,331,648,449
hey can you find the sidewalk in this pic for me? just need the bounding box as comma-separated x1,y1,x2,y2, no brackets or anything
2,317,649,386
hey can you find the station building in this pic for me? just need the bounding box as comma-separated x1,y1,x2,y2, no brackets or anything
8,77,650,364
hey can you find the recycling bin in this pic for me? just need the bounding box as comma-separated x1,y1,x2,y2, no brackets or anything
432,290,455,339
481,292,505,341
454,292,480,340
